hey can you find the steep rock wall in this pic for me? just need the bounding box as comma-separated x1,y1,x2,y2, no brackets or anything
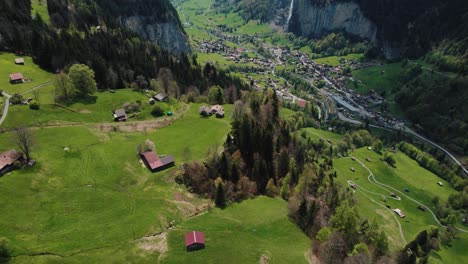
120,16,191,54
289,0,377,42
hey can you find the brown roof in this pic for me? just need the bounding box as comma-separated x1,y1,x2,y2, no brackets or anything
0,150,22,170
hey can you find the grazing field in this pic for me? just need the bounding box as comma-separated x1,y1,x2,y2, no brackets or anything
0,103,232,262
349,62,402,97
314,53,364,66
163,197,311,264
3,89,181,128
332,147,467,263
0,53,54,95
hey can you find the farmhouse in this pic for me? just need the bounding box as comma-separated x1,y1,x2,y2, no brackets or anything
154,92,169,102
0,150,23,176
9,73,24,84
210,104,224,114
140,151,175,172
15,58,25,65
393,208,406,218
199,105,211,116
185,231,205,251
113,109,127,122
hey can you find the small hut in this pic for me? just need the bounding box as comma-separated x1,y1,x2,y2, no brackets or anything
185,231,205,251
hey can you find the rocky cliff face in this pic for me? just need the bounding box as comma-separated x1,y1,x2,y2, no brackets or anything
120,16,191,54
289,0,377,42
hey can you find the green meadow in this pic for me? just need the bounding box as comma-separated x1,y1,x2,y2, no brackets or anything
3,89,181,128
349,62,402,97
163,197,311,264
0,53,54,95
314,53,364,66
0,103,233,262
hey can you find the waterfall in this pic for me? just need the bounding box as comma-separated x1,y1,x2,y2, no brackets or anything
286,0,294,31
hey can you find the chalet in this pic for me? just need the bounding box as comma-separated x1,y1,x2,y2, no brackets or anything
113,109,127,122
437,181,443,187
215,111,225,118
140,151,175,172
0,150,23,176
185,231,205,251
393,208,406,218
154,92,168,102
199,105,211,116
210,104,224,114
350,167,355,172
9,73,24,84
15,58,25,65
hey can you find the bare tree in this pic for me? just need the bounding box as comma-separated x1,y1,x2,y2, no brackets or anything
11,127,35,162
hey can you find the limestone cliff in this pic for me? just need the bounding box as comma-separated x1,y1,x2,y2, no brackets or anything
120,16,191,54
288,0,377,43
95,0,191,54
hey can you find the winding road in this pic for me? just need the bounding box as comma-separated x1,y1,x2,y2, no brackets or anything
348,157,468,236
0,91,12,126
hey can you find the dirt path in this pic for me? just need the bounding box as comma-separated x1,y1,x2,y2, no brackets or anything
0,91,11,126
351,157,468,234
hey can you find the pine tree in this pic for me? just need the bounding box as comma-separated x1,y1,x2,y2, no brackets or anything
215,183,227,209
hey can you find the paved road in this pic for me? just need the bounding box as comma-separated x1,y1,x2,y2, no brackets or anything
0,91,12,126
367,124,468,176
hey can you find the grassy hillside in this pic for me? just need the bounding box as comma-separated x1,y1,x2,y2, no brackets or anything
0,53,54,95
163,197,311,264
349,62,402,97
3,89,182,128
314,53,364,66
0,103,232,261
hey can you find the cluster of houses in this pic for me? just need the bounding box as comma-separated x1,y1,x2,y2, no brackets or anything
112,92,170,122
199,104,224,118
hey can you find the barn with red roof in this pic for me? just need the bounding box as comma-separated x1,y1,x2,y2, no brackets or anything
185,231,205,251
9,73,24,84
139,151,174,172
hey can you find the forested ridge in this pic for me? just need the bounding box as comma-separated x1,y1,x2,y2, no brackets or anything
0,0,249,95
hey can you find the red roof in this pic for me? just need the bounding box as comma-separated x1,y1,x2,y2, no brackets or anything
140,151,175,171
298,99,307,108
141,151,163,170
185,231,205,247
9,73,23,81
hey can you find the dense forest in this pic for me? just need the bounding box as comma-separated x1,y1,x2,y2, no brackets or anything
0,0,249,96
395,63,468,156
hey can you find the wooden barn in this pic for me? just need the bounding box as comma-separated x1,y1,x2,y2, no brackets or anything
185,231,205,251
9,73,24,84
15,58,25,65
140,151,175,172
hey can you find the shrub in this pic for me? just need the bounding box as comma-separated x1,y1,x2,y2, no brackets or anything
29,100,40,110
151,105,165,117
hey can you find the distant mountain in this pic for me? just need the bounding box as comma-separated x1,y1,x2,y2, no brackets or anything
288,0,468,60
